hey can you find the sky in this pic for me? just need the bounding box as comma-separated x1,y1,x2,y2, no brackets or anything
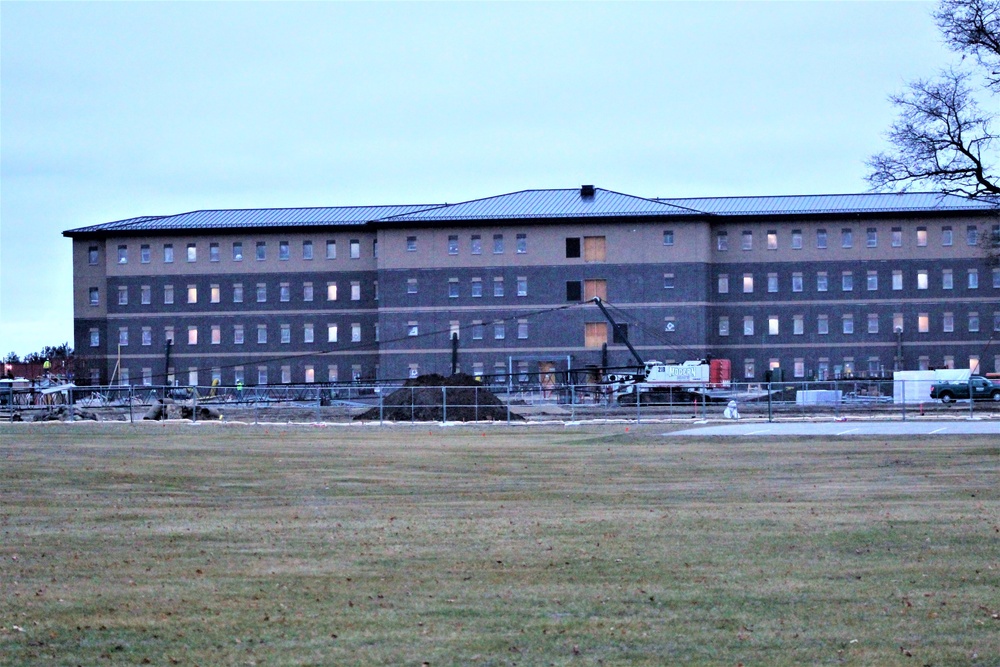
0,1,954,358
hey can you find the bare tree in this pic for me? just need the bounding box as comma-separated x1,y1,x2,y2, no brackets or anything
867,0,1000,200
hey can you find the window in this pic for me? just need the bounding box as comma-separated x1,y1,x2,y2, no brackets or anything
255,242,266,261
867,271,878,291
279,241,290,260
718,274,729,294
187,244,197,262
791,230,802,249
351,281,360,301
163,285,173,304
891,227,902,247
664,317,676,333
817,272,828,292
304,323,314,343
794,359,805,378
719,316,730,336
89,328,100,347
841,228,853,248
743,316,754,336
916,227,927,246
767,273,778,293
302,241,313,260
967,225,978,245
279,283,290,302
892,270,903,290
993,267,1000,288
303,282,314,301
258,367,268,385
517,277,527,297
767,231,777,250
943,312,954,333
516,233,527,254
868,314,879,334
816,229,827,249
210,284,220,303
234,325,244,345
493,234,504,254
406,236,417,252
188,326,198,345
566,281,582,302
257,325,267,344
494,322,505,340
407,278,418,295
793,315,804,335
969,312,980,332
471,235,482,255
448,235,458,255
407,322,419,337
941,226,953,246
211,325,221,345
583,236,606,262
256,283,266,302
472,278,483,298
165,326,175,344
565,237,581,258
942,269,954,290
716,231,729,251
209,243,219,262
118,286,128,305
494,277,504,297
866,228,877,248
472,321,484,340
742,230,753,250
918,313,930,333
88,246,99,265
663,230,674,246
232,242,243,261
118,245,128,264
744,359,755,380
187,285,197,304
350,240,360,259
448,278,459,298
374,280,379,301
327,282,338,301
584,279,606,301
282,324,293,343
743,273,753,293
663,273,675,289
817,314,829,335
893,313,904,333
141,285,151,305
142,368,153,386
842,271,853,292
326,240,336,259
118,327,129,346
141,244,151,263
916,270,928,290
995,312,1000,332
968,268,979,289
233,283,244,303
303,365,315,384
281,366,291,384
584,322,607,348
768,316,779,335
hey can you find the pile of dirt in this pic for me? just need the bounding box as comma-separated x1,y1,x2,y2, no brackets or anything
354,373,522,422
24,406,98,422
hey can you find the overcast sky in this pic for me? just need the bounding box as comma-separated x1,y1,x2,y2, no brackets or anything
1,1,952,358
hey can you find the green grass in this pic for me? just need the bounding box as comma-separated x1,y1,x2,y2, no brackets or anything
1,423,998,666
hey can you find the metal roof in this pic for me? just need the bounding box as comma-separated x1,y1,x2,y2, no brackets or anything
379,188,701,223
656,192,999,216
65,204,439,235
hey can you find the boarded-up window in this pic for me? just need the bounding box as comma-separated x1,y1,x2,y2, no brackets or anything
585,322,608,348
583,236,606,262
583,279,607,301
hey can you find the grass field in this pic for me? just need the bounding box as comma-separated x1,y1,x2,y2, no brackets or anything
1,423,997,666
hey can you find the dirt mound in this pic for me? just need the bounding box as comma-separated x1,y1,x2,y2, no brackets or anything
354,373,522,422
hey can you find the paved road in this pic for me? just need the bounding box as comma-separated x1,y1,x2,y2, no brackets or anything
671,420,1000,436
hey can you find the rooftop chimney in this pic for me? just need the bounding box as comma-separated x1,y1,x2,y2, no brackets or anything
580,184,595,198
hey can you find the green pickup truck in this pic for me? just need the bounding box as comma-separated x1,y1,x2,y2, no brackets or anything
929,376,1000,403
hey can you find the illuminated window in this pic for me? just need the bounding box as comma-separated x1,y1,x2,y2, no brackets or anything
767,231,777,250
918,314,929,333
327,282,338,301
187,244,197,262
916,227,927,246
768,316,779,335
211,284,220,303
187,285,197,304
743,273,753,293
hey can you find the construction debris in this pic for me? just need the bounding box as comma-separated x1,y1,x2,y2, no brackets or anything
353,373,522,422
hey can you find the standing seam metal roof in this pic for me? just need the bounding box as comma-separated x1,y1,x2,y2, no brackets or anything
655,192,999,215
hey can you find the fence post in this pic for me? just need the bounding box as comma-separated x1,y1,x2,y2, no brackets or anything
969,376,975,420
834,380,840,420
636,386,641,424
379,389,384,425
901,379,906,421
475,386,479,422
128,385,134,423
68,386,74,422
767,382,773,423
192,385,198,422
442,386,447,423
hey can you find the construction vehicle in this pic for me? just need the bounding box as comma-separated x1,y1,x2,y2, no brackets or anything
590,297,731,403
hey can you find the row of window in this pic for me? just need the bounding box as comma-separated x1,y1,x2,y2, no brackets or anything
92,280,373,307
436,233,527,255
99,238,369,266
714,224,998,251
716,267,1000,294
715,312,1000,337
736,354,994,380
99,362,367,387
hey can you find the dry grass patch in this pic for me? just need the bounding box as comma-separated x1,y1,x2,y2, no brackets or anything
1,423,997,666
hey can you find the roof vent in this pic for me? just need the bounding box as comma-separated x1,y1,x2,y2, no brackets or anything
580,185,595,198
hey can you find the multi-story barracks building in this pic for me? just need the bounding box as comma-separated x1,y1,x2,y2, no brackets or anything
64,186,1000,387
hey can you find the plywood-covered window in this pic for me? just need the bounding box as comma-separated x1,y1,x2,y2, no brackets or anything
585,322,608,348
583,279,607,301
583,236,606,262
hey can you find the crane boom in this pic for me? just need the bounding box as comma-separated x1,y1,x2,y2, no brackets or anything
589,297,644,367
